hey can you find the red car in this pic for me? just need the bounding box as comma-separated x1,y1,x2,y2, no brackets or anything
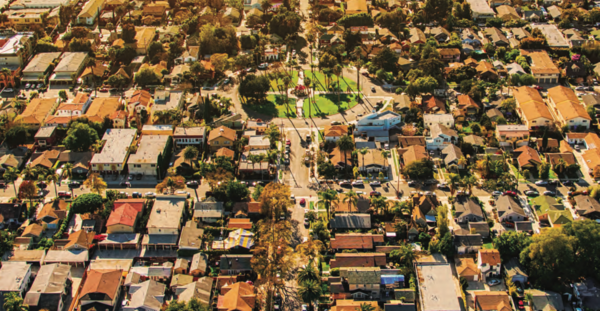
504,191,517,196
286,139,291,145
299,198,306,205
532,85,543,90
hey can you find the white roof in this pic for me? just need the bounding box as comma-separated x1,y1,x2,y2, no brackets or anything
54,52,87,73
147,196,186,230
416,262,461,311
424,113,454,123
0,262,30,291
91,129,137,165
128,135,169,165
466,0,495,14
496,124,529,131
0,32,34,56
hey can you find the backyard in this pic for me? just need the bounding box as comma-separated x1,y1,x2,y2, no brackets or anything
303,94,361,117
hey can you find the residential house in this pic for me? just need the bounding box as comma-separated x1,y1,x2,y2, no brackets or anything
0,263,31,311
426,123,458,150
216,282,255,311
90,129,137,174
106,203,139,234
397,136,425,148
57,151,93,175
331,214,371,229
496,5,520,20
208,126,236,152
153,90,183,116
0,202,25,229
346,0,367,14
50,52,88,84
14,98,59,128
547,85,591,130
476,61,499,81
409,28,426,45
462,29,482,48
332,301,379,311
456,258,479,281
531,195,573,226
142,3,167,18
496,124,529,148
330,253,387,268
563,29,586,47
21,52,61,82
463,135,486,148
514,145,542,169
415,257,461,311
442,144,465,171
456,94,480,116
438,48,461,62
527,290,565,311
545,153,577,171
127,135,170,177
426,26,451,42
358,149,388,173
78,270,122,311
0,32,34,72
53,229,95,250
455,234,483,254
520,50,560,84
473,292,512,311
122,280,165,311
323,125,349,142
513,86,555,129
220,255,253,275
454,196,484,223
330,233,384,250
355,111,402,141
131,27,156,55
467,0,495,19
85,97,122,123
143,196,185,250
34,125,58,148
76,0,104,25
531,24,569,48
194,197,224,223
339,267,383,299
36,200,67,230
505,258,528,283
189,253,208,276
127,90,153,118
477,249,501,282
141,125,173,136
421,96,447,114
423,114,454,129
23,264,71,311
573,195,600,220
496,195,528,222
399,145,429,167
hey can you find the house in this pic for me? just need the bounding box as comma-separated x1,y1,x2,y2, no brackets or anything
37,200,67,229
457,94,480,116
76,0,104,25
531,195,573,226
29,148,62,169
50,52,88,84
454,196,484,223
547,86,591,130
128,90,153,117
175,46,200,64
426,123,458,150
467,0,495,19
141,125,172,136
85,97,121,123
331,214,371,229
79,270,122,311
496,5,519,20
545,153,577,171
0,262,31,310
208,126,236,152
426,26,451,42
176,277,212,305
217,282,255,311
0,32,34,74
0,202,25,229
323,125,349,142
57,151,93,175
358,149,388,173
409,28,426,45
21,52,61,83
456,258,479,281
173,127,205,149
34,125,58,148
442,144,465,171
397,136,425,148
339,267,383,299
53,229,95,250
152,90,183,116
421,96,447,114
563,29,586,48
142,196,185,250
478,249,501,282
438,48,460,62
476,61,499,81
130,27,156,55
531,24,569,48
106,203,139,233
122,280,165,311
14,98,59,128
142,3,167,18
220,255,253,275
473,291,512,311
513,86,554,129
189,252,208,276
330,253,387,268
462,29,482,48
23,264,71,311
504,257,528,283
332,301,379,311
330,233,385,250
496,195,528,222
91,128,137,175
345,0,367,14
194,197,224,223
527,290,565,311
170,274,194,291
423,114,454,129
520,50,560,84
455,234,483,254
247,136,270,150
573,195,600,220
506,63,526,75
127,135,170,177
514,146,542,169
415,257,461,311
355,111,402,140
329,146,353,169
463,135,486,148
496,124,529,147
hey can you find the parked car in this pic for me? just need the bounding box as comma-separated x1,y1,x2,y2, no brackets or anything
145,192,156,198
351,180,364,186
186,181,199,188
286,139,291,145
492,191,503,196
504,190,517,196
369,181,381,187
525,190,539,196
543,190,556,196
299,198,306,205
408,181,417,187
58,191,71,198
438,182,448,189
68,181,80,188
535,180,548,185
132,192,142,198
370,191,381,197
24,83,30,89
487,279,501,286
562,180,573,186
371,86,376,93
175,190,191,198
339,180,351,187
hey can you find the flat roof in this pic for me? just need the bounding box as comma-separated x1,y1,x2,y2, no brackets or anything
147,195,186,230
25,264,70,296
53,52,87,73
531,24,569,48
23,52,61,73
416,263,461,311
0,262,31,291
44,249,88,263
10,0,70,8
91,129,137,165
0,32,34,56
173,127,205,137
128,135,169,164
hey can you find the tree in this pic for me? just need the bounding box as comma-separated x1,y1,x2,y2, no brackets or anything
258,182,292,218
372,46,399,73
156,176,186,194
296,237,325,261
3,292,28,311
402,159,435,180
389,242,415,266
18,180,37,217
64,123,99,152
239,74,270,100
3,167,19,196
297,264,320,284
83,173,107,194
268,8,302,38
46,172,59,198
421,0,450,23
183,146,199,167
210,53,229,74
494,231,532,261
264,124,281,148
520,228,577,285
562,219,600,278
359,303,376,311
134,67,160,86
58,90,68,102
318,189,338,220
343,190,359,213
122,23,137,43
337,135,355,171
5,126,29,148
500,98,516,112
71,193,103,214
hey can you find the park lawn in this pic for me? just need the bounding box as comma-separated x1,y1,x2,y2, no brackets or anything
269,70,298,92
304,70,358,92
246,95,297,118
304,94,360,117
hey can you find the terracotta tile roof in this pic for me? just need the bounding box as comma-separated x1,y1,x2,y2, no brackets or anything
474,291,512,311
331,300,378,311
397,136,426,148
22,223,42,237
330,233,384,249
476,61,497,74
537,138,559,150
30,149,61,168
106,203,138,227
85,97,121,123
545,153,577,166
80,270,122,301
15,98,58,126
560,141,573,153
456,258,479,277
585,133,600,149
400,145,428,165
421,95,446,113
520,50,560,75
479,249,501,266
81,61,107,78
215,147,235,160
217,282,255,311
113,199,145,212
457,94,479,110
37,200,68,223
514,86,545,106
518,98,554,123
323,125,348,137
72,93,89,104
130,90,152,107
232,199,261,215
208,126,236,143
228,218,253,230
438,48,460,56
548,86,591,121
330,253,386,268
65,230,95,249
583,148,600,170
330,146,353,167
45,115,78,125
515,146,542,167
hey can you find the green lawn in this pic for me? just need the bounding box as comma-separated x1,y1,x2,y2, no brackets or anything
483,243,494,249
510,164,531,183
303,94,360,117
269,70,299,92
245,95,297,118
549,170,558,180
304,70,359,92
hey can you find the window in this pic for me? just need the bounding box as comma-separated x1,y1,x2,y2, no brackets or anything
134,164,141,168
151,164,156,167
570,120,574,123
214,141,219,145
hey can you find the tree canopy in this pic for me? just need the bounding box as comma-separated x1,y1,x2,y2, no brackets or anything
71,193,103,214
64,122,99,152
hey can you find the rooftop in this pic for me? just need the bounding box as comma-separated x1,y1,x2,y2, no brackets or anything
415,262,461,311
147,195,186,230
91,129,137,165
54,52,87,72
0,262,30,291
128,135,169,164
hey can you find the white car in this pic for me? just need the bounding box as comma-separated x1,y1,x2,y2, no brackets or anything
145,192,156,198
175,191,190,198
351,180,363,186
369,181,381,186
487,279,501,286
492,191,503,196
535,180,548,185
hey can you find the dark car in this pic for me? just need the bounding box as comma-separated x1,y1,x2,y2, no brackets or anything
205,191,213,197
136,174,143,180
68,181,80,188
562,180,573,186
119,181,131,187
370,191,381,197
186,181,199,188
37,181,47,189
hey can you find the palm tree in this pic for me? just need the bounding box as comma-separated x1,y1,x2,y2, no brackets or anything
3,167,19,197
247,154,261,177
3,292,28,311
318,189,338,220
359,303,376,311
371,195,387,215
296,237,325,260
381,150,390,170
332,64,342,104
297,264,320,284
449,173,461,196
63,162,73,180
462,175,477,194
337,135,354,173
183,146,199,168
458,156,468,169
46,172,59,198
389,200,411,217
554,158,567,176
343,190,358,212
282,75,291,116
352,49,364,92
297,280,322,311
